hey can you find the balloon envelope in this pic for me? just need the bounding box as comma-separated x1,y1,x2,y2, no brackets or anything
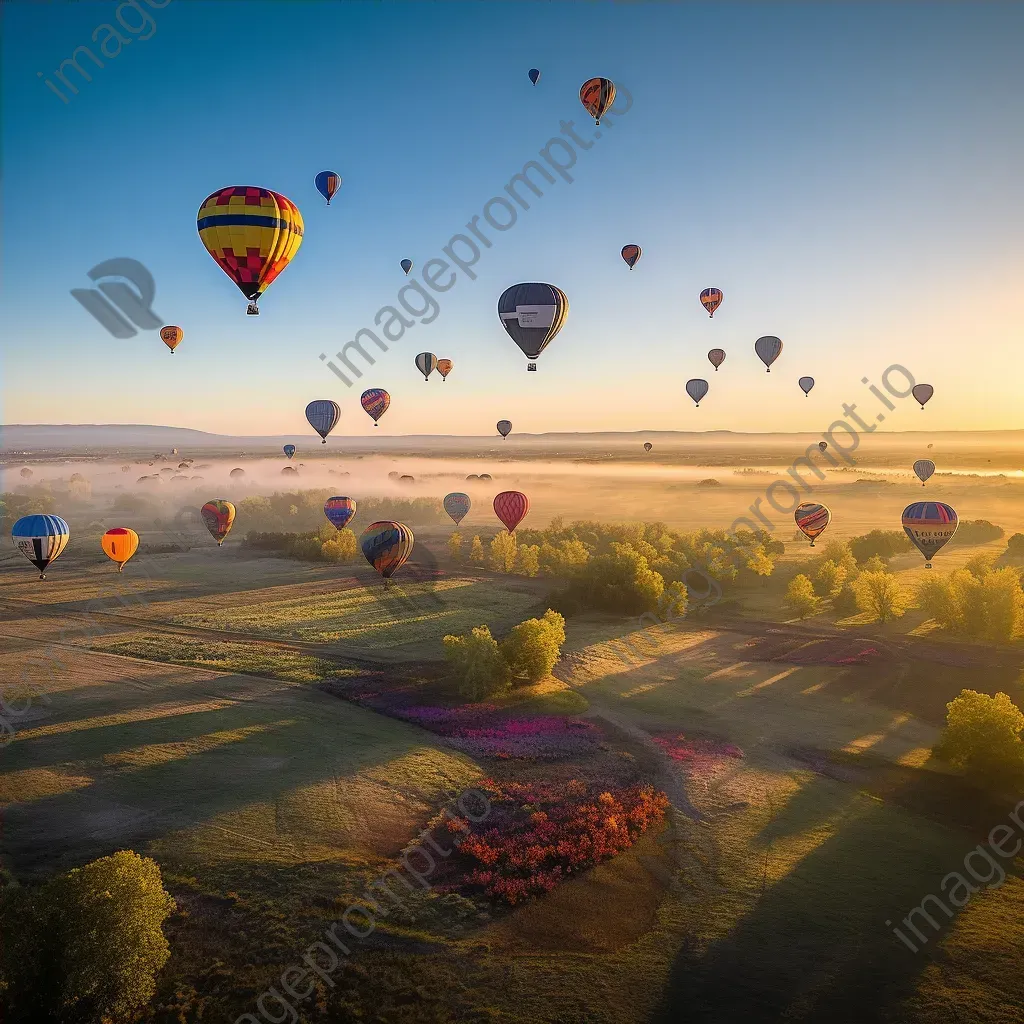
325,496,357,530
755,336,783,371
201,500,235,546
528,68,541,85
197,187,303,306
401,259,413,275
314,170,341,204
101,527,139,571
283,444,295,459
799,376,815,396
794,502,831,546
497,419,512,438
644,442,653,452
160,325,183,352
444,492,471,526
498,283,569,364
686,379,709,407
306,400,341,442
12,514,69,578
902,501,957,565
912,384,934,409
436,358,453,379
708,348,726,370
360,388,390,424
360,521,414,580
621,244,641,269
415,353,437,380
700,288,723,317
494,491,530,532
818,441,828,451
580,77,616,124
914,459,936,485
230,468,245,479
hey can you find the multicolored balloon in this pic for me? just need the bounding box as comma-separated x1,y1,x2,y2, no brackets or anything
528,68,541,85
160,325,183,353
11,514,69,579
799,376,815,396
494,491,530,533
197,187,303,313
686,379,709,407
912,384,934,410
306,400,341,443
401,259,413,275
708,348,726,371
497,419,512,439
360,388,390,426
902,501,957,567
818,441,828,452
315,170,341,205
437,359,453,381
324,496,356,530
283,444,296,459
700,288,723,317
415,352,437,381
621,244,641,270
101,527,139,572
201,500,236,546
913,459,936,486
498,283,569,368
443,492,471,526
580,77,616,125
644,442,653,453
794,502,831,546
755,335,783,372
360,521,414,582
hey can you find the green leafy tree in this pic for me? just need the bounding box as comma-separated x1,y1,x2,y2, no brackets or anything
849,530,912,565
832,582,860,618
820,540,858,577
854,570,907,623
813,559,848,598
658,580,689,619
500,610,566,683
935,689,1024,786
443,625,510,699
539,538,590,577
322,528,357,562
861,554,887,574
786,574,820,619
489,531,517,573
514,543,540,577
448,531,463,562
556,543,664,615
1005,533,1024,559
469,535,485,565
918,566,1024,640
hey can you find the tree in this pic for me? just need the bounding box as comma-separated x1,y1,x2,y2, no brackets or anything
832,583,860,618
448,531,463,562
468,535,485,565
658,580,689,620
0,850,175,1024
489,532,517,573
443,625,510,700
539,538,590,578
853,570,907,623
514,543,540,577
556,543,664,615
1005,533,1024,559
786,574,820,619
500,610,566,683
820,540,858,577
861,555,887,574
813,559,847,598
935,689,1024,787
918,566,1024,640
322,528,357,562
849,530,912,565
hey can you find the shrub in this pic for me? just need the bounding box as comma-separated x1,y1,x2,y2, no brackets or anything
443,625,510,700
500,610,566,683
849,530,912,564
935,689,1024,787
853,570,907,623
786,574,820,619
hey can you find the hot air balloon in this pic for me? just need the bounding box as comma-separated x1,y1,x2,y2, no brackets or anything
361,388,390,426
580,77,615,125
306,399,341,443
315,170,341,205
755,336,783,372
415,353,437,381
497,283,569,370
621,244,641,270
927,443,934,449
700,288,723,317
401,259,413,275
281,466,297,477
686,379,709,407
229,467,245,479
494,491,529,533
437,358,453,381
444,492,471,526
360,521,414,584
914,459,936,486
11,514,69,579
197,187,303,315
283,445,296,459
171,449,178,456
912,384,934,410
644,442,653,453
818,441,828,452
201,499,235,546
528,68,541,85
708,349,726,371
794,502,831,547
497,419,512,439
101,527,139,572
160,325,183,353
902,501,957,567
20,468,32,479
324,496,357,531
799,377,815,397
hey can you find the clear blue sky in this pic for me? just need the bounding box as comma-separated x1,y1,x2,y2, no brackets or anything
3,1,1023,441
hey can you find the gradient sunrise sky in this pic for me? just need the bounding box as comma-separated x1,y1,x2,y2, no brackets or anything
3,1,1023,439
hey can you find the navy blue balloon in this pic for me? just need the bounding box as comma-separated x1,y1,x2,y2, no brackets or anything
528,68,541,85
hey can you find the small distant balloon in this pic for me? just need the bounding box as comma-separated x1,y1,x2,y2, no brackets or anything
794,502,831,547
686,379,709,407
621,244,641,270
360,521,414,583
101,527,139,573
528,68,541,85
361,388,390,426
818,441,828,452
644,442,653,453
443,492,471,526
494,491,530,533
160,326,183,353
306,399,341,443
201,499,235,546
229,468,245,479
436,358,453,381
400,259,413,275
20,468,32,479
415,352,437,381
755,336,783,372
315,170,341,205
914,459,936,486
700,288,723,317
580,77,616,125
902,501,957,567
325,496,357,530
283,444,295,459
497,419,512,439
927,443,934,449
799,376,815,396
912,384,934,409
708,349,726,371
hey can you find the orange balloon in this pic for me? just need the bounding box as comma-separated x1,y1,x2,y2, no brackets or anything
437,358,453,380
160,326,183,353
101,527,139,571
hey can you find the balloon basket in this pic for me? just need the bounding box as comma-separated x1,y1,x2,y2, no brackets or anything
39,573,46,580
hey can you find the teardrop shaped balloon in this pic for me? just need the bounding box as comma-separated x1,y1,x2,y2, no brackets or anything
686,379,709,407
315,170,341,205
818,441,828,452
498,283,569,367
305,400,341,444
201,499,235,546
580,77,616,125
799,376,815,396
912,384,934,409
902,501,957,567
794,502,831,547
497,419,512,438
360,388,390,426
400,259,413,275
360,521,414,582
755,336,783,372
324,496,357,530
494,491,530,533
528,68,541,85
643,442,653,453
443,492,471,526
415,353,437,381
11,514,69,579
700,288,723,317
101,527,139,572
621,244,641,270
708,348,726,371
160,325,183,353
914,459,936,486
283,444,296,459
197,187,303,312
436,359,453,380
